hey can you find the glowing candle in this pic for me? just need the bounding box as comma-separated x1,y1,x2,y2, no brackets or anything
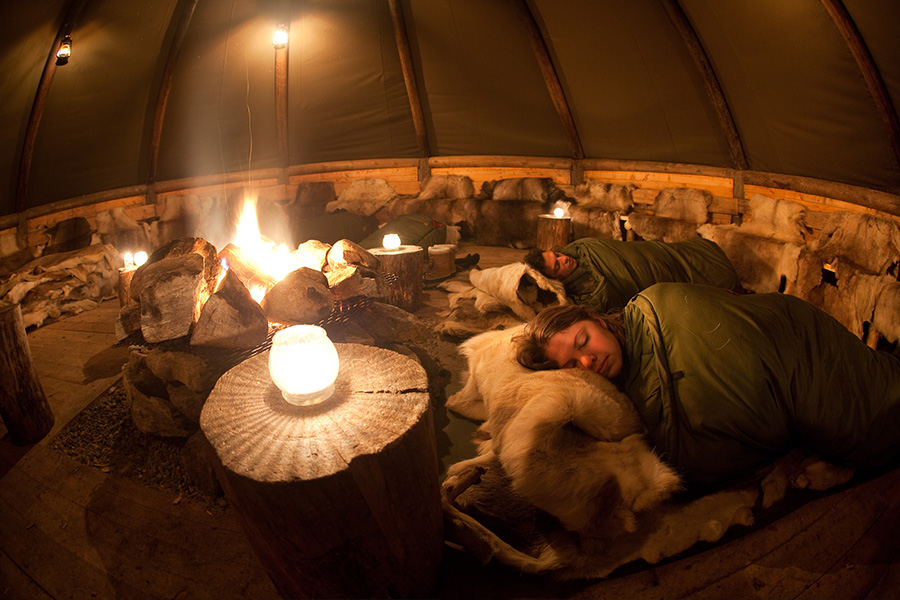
268,325,340,406
383,234,401,250
553,207,565,218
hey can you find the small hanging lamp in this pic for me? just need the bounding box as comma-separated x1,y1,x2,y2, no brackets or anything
56,35,72,66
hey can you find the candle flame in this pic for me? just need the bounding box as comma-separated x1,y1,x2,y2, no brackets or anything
383,234,401,250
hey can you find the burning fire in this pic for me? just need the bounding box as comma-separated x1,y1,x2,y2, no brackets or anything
219,196,321,303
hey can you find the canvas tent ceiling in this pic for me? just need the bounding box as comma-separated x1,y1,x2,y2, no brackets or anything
2,0,900,217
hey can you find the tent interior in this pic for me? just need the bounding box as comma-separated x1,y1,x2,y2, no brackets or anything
2,1,900,598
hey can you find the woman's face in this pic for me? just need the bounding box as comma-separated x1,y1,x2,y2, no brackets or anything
545,318,623,378
541,251,577,279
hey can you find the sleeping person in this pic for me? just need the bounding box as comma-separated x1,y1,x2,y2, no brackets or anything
523,236,741,312
513,283,900,488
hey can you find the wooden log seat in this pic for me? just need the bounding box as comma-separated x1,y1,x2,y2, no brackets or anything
369,244,426,312
200,343,443,599
0,303,54,444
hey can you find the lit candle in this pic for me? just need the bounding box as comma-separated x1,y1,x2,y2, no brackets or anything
553,207,565,218
383,234,401,250
268,325,340,406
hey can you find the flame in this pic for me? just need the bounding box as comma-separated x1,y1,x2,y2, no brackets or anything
231,196,304,284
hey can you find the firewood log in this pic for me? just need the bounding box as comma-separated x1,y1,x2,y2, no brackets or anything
0,303,54,444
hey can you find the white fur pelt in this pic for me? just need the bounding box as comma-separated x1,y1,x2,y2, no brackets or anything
451,263,568,321
434,263,567,338
698,223,822,296
442,326,763,577
445,326,682,538
738,194,809,244
812,210,900,275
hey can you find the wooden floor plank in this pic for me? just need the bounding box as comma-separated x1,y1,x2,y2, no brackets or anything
674,471,900,600
0,489,138,599
1,447,278,599
0,549,55,600
27,328,119,349
796,473,900,600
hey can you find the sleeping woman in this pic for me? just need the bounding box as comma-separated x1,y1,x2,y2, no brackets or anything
514,282,900,487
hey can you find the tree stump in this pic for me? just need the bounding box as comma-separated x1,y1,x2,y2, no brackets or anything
426,244,457,282
536,214,573,250
370,245,426,312
200,343,443,599
0,303,54,445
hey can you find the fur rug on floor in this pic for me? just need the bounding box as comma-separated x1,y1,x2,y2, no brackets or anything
442,456,758,580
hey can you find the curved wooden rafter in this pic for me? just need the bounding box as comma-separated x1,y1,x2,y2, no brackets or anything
660,0,748,172
146,0,201,192
513,0,585,161
820,0,900,172
388,0,430,164
14,0,89,222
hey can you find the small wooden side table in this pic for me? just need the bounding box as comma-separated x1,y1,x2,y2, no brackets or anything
200,343,443,599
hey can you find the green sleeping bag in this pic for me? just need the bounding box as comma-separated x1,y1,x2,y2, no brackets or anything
559,237,739,312
359,213,447,249
621,283,900,485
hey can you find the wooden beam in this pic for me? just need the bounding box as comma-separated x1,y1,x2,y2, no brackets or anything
820,0,900,171
146,0,200,189
15,0,89,221
388,0,430,158
512,0,584,160
429,155,574,170
743,170,900,217
275,45,289,170
660,0,748,170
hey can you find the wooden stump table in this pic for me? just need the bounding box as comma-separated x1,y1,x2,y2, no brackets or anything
0,303,54,445
199,343,443,599
536,214,573,250
370,245,425,312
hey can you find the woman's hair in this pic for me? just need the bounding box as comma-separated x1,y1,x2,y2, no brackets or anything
522,248,546,272
514,304,626,370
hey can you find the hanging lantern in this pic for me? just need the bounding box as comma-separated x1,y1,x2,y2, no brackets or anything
273,24,288,49
56,35,72,66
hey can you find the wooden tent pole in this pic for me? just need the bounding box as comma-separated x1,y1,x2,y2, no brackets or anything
660,0,748,171
513,0,585,160
388,0,430,160
820,0,900,171
14,0,89,224
146,0,201,200
0,304,54,445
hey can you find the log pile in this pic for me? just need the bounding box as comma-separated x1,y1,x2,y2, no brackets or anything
116,235,445,441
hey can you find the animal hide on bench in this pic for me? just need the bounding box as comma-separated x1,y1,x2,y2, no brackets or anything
435,263,567,338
